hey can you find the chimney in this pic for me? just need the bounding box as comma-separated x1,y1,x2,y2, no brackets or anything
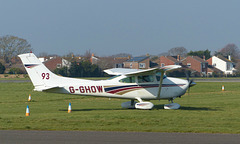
177,55,180,61
203,56,205,61
228,55,231,61
92,53,94,57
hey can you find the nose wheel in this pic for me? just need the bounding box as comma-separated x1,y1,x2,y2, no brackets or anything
164,98,180,109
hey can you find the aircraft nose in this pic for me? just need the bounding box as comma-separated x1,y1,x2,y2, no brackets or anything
189,81,196,87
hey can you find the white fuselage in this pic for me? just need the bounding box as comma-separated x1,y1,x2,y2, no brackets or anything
45,75,189,100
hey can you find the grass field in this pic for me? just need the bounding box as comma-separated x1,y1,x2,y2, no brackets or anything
0,81,240,133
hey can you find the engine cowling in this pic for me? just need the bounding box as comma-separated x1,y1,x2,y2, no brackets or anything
135,102,154,110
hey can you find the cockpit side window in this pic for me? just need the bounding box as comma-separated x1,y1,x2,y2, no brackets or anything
156,72,166,81
138,75,154,83
119,76,136,83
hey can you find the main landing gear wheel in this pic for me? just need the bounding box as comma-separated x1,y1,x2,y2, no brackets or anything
164,99,180,110
121,98,154,110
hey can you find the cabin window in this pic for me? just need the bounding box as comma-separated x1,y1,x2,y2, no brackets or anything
187,63,191,67
138,75,154,83
119,76,136,83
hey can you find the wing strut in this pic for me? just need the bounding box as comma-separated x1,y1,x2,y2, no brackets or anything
157,70,164,100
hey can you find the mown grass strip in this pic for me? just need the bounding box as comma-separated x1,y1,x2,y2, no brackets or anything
0,81,240,133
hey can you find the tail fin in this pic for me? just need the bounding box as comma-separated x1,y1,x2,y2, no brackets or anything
18,53,61,91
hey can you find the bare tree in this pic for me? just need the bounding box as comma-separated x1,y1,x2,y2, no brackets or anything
84,49,92,61
38,52,49,57
218,43,240,60
0,35,32,63
168,47,188,57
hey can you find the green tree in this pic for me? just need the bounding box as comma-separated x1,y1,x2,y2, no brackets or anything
0,62,5,74
68,61,103,77
54,66,69,77
187,49,211,60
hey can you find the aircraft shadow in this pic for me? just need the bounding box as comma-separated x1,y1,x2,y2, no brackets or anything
59,106,219,111
59,108,125,112
154,105,219,111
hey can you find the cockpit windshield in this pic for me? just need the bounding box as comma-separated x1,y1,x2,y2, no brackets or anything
156,72,166,81
108,75,121,80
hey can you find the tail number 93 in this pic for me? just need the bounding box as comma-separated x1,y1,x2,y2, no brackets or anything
42,73,50,80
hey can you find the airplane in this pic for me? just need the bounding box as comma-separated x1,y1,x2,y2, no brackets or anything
18,53,196,110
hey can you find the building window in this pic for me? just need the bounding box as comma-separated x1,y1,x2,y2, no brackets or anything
130,63,132,68
227,63,231,70
139,63,146,68
202,63,205,68
57,64,61,68
161,63,165,67
187,63,191,67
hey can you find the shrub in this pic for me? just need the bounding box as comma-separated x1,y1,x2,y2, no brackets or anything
8,67,24,74
0,62,5,74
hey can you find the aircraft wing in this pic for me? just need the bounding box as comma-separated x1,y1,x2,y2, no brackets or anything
104,68,144,76
104,65,181,76
126,65,181,76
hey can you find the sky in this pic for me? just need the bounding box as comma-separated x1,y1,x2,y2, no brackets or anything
1,0,240,56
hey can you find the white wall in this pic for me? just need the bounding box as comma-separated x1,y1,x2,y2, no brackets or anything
212,56,234,74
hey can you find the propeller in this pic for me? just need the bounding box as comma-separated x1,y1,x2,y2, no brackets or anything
184,69,196,96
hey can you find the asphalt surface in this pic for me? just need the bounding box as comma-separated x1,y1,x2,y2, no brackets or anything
1,130,240,144
0,80,31,83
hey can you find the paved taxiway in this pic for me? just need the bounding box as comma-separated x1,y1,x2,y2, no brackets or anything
1,130,240,144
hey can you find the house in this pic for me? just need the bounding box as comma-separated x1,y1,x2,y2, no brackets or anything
90,53,130,69
43,57,71,71
181,56,208,75
159,55,182,67
112,57,130,68
206,55,235,74
90,53,100,65
123,56,150,69
207,65,224,76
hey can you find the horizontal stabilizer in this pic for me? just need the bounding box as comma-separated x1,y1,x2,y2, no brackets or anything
34,86,63,92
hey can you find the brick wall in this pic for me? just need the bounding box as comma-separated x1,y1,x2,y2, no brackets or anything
159,56,175,67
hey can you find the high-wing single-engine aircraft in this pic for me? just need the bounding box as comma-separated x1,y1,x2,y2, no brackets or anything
18,53,196,110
